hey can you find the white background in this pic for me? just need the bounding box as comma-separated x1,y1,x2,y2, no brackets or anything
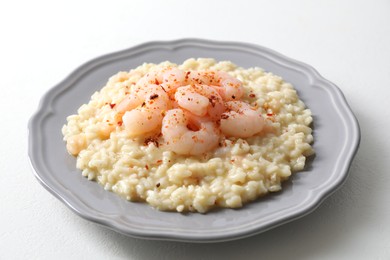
1,0,390,259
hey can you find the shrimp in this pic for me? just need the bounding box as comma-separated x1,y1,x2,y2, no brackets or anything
220,101,265,138
214,71,244,101
115,71,165,113
175,84,225,120
115,67,180,112
161,109,220,155
160,67,186,93
174,86,209,116
115,85,144,113
121,84,170,136
185,71,243,101
135,67,186,94
185,70,216,85
136,70,163,87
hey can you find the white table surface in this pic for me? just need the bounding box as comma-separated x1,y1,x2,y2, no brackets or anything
1,0,390,259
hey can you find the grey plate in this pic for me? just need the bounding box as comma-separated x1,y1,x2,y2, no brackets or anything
28,39,360,242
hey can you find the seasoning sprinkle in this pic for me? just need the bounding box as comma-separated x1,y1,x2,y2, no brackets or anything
150,94,159,100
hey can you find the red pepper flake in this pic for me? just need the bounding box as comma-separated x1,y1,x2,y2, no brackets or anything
221,114,229,119
156,160,162,164
267,113,273,116
249,93,256,98
209,95,217,107
145,165,149,170
117,121,123,126
109,103,116,109
150,94,159,100
144,137,159,148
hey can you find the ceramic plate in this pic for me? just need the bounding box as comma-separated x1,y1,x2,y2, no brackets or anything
28,39,360,242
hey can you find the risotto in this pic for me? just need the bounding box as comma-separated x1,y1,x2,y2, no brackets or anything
62,58,314,213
